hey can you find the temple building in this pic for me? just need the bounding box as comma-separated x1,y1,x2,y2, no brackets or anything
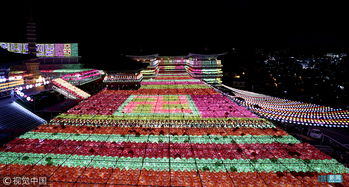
126,53,225,85
127,54,159,79
186,53,225,84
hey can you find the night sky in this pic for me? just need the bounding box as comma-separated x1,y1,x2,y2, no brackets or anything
1,0,348,59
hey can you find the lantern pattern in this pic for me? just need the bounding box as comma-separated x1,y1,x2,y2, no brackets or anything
0,72,348,186
226,86,349,127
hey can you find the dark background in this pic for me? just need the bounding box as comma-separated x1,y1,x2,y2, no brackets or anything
1,0,348,62
1,0,348,108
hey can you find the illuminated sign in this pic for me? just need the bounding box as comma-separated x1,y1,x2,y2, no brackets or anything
0,42,78,57
0,43,8,49
55,44,64,56
45,44,54,56
71,43,78,56
36,44,45,56
63,44,71,56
